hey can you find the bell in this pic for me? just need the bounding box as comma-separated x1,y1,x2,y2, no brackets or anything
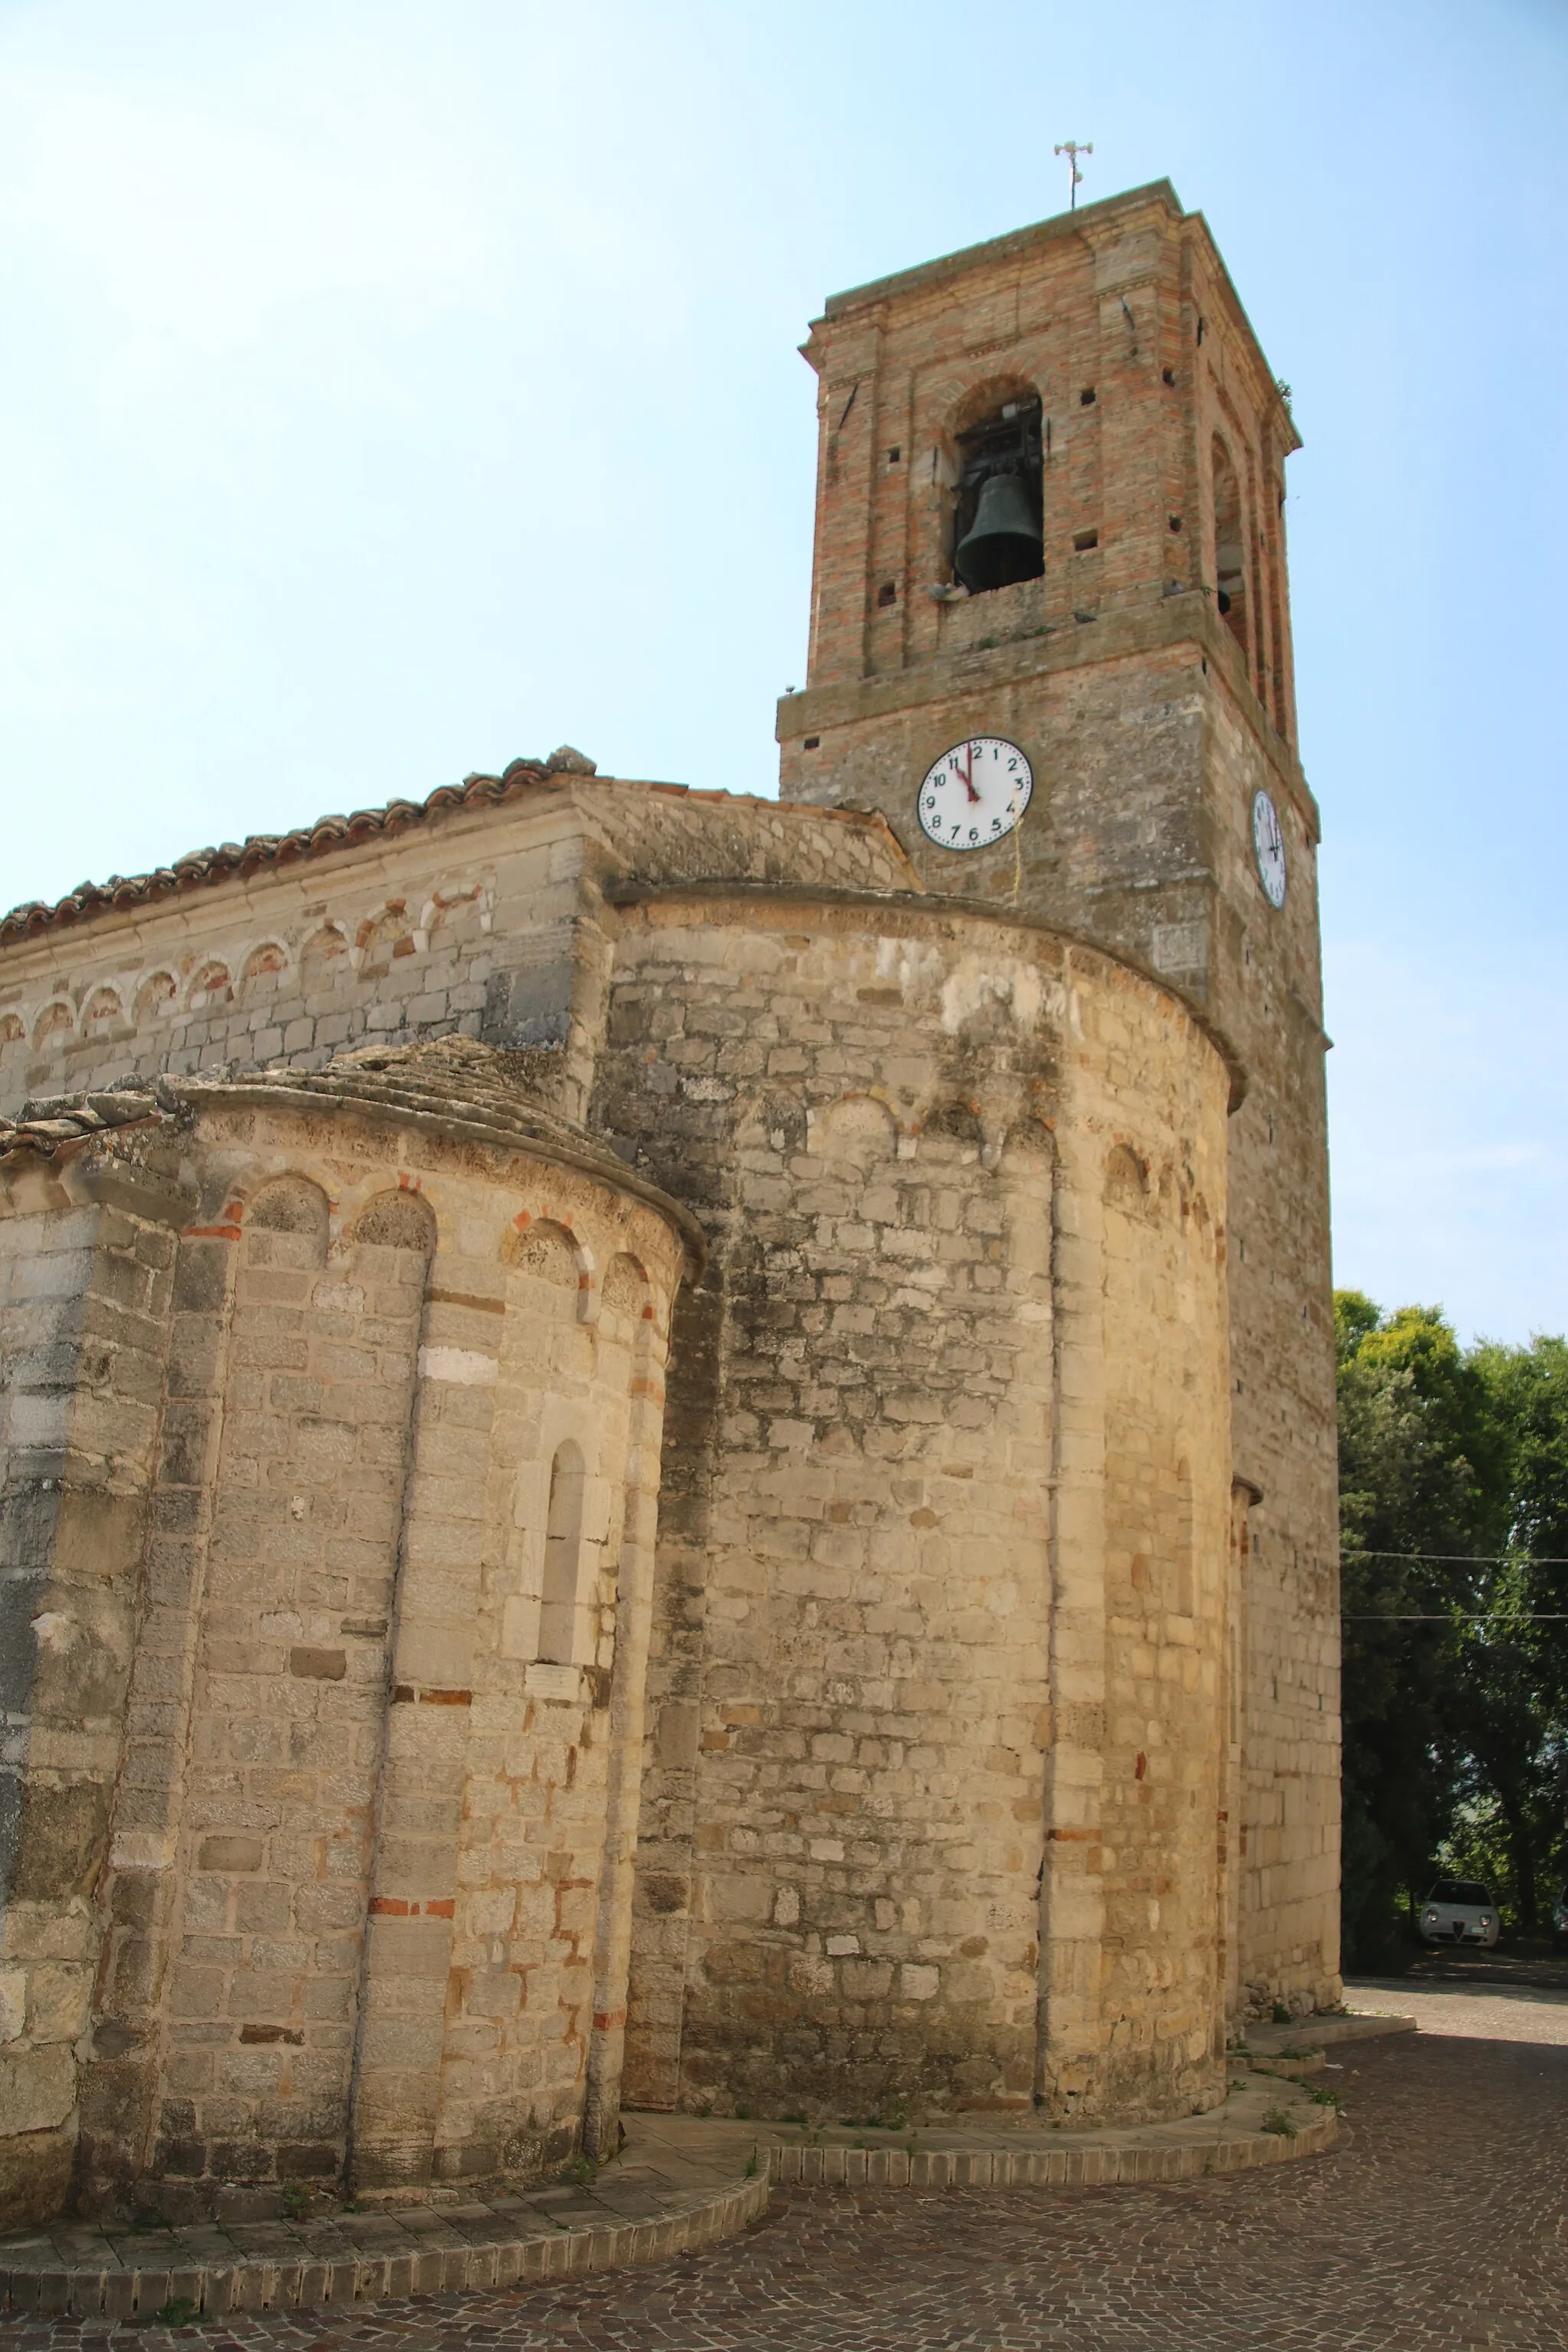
953,471,1043,593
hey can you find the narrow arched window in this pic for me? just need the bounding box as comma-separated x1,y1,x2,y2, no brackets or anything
1211,436,1249,664
538,1439,586,1664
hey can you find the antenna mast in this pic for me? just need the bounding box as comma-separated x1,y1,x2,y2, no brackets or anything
1054,141,1093,209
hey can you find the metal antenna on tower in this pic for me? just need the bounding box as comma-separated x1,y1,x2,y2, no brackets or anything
1054,141,1093,208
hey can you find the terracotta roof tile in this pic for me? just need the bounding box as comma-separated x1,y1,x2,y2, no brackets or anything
0,754,908,948
0,760,559,946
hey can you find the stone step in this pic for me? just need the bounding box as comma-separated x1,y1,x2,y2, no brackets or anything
0,2054,1361,2318
0,2177,766,2321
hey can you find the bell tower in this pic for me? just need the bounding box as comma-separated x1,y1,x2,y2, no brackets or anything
778,179,1340,2020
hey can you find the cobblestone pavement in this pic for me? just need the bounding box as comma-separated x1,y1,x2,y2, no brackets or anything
4,1996,1565,2352
1347,1974,1568,2046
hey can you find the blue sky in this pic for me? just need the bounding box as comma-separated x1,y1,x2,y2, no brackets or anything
1,0,1563,1344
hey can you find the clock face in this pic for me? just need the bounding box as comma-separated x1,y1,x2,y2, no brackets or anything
918,737,1034,851
1252,788,1287,910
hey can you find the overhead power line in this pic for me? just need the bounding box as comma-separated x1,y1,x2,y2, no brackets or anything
1341,1550,1568,1565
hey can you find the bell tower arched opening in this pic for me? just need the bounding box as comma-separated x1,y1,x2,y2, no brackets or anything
951,397,1044,593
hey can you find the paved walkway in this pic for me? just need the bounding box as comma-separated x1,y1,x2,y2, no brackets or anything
9,1995,1565,2348
1347,1972,1568,2046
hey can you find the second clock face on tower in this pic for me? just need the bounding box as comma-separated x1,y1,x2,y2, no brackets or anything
1251,789,1288,910
918,737,1034,851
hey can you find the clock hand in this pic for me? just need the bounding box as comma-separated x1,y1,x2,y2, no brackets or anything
959,744,981,805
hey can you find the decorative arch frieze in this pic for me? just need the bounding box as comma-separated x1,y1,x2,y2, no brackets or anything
32,1000,74,1050
503,1212,594,1319
134,971,178,1025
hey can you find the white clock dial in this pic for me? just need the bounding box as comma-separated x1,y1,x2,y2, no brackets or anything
918,737,1034,851
1252,788,1287,910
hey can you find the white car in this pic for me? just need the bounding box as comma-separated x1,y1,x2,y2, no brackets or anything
1419,1878,1500,1947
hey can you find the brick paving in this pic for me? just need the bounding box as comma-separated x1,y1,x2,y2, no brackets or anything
2,1998,1564,2350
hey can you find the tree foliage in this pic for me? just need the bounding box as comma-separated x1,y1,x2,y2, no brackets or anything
1336,1296,1568,1965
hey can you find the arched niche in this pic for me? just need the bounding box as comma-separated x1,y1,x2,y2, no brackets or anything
348,1188,436,1254
83,987,124,1038
240,942,291,998
1104,1142,1150,1212
33,1001,74,1050
358,904,416,980
502,1216,585,1315
134,972,177,1026
244,1173,330,1270
814,1092,900,1168
188,963,233,1014
918,1099,986,1164
599,1250,653,1344
300,924,351,994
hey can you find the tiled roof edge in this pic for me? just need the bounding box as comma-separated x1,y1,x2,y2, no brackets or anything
1,766,918,947
0,760,560,947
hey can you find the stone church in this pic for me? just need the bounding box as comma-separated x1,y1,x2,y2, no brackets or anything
0,179,1339,2229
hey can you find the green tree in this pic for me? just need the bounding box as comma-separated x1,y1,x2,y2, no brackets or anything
1445,1337,1568,1930
1335,1301,1568,1955
1334,1293,1503,1967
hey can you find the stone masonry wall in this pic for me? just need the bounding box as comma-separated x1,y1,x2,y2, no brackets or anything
777,633,1340,2023
773,179,1339,2025
0,782,914,1129
593,890,1232,2124
0,1125,189,2226
1203,693,1338,2013
0,1071,688,2228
